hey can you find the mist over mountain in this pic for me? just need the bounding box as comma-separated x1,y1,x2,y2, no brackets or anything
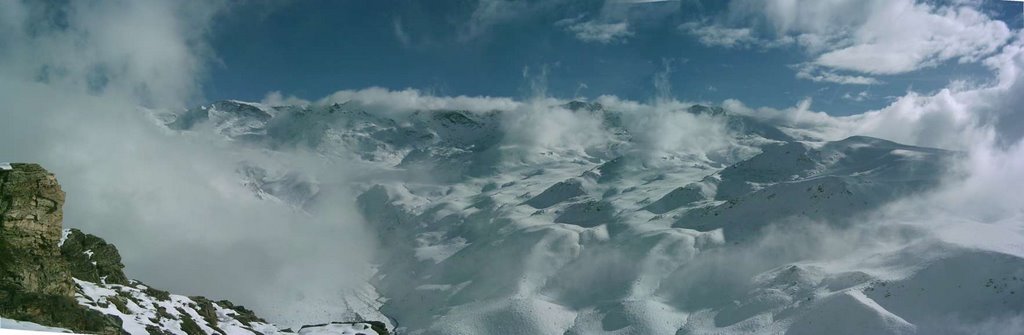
143,96,1013,334
3,1,1024,334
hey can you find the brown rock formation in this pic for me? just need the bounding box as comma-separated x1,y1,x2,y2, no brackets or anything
0,163,75,297
0,163,121,334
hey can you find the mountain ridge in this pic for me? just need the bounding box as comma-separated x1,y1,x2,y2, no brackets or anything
160,99,977,334
8,97,1013,334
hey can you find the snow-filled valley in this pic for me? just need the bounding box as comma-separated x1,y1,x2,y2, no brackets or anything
148,98,1024,335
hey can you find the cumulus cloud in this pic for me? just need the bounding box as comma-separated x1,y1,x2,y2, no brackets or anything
842,32,1024,150
732,30,1024,152
685,0,1014,82
808,3,1010,74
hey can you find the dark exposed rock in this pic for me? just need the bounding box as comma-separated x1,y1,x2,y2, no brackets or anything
555,200,616,228
213,299,268,327
644,183,707,214
60,228,130,285
524,179,586,209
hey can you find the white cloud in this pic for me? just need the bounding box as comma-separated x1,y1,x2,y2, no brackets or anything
0,1,222,107
0,1,376,327
318,87,520,116
557,17,634,44
844,31,1024,149
795,65,882,85
693,0,1014,79
841,90,871,101
680,22,761,48
740,31,1024,151
809,3,1011,74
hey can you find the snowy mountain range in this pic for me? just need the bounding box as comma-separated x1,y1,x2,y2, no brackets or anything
4,97,1018,334
141,99,1023,335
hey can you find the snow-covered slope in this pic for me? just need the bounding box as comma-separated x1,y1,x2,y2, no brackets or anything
2,225,389,335
72,275,387,335
73,278,282,335
0,317,72,333
157,99,1023,334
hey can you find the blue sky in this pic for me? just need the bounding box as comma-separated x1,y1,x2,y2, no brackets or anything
203,0,1023,116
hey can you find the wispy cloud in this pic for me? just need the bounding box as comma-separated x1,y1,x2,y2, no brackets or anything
557,17,634,44
795,65,882,85
680,22,761,48
461,0,566,41
842,90,871,101
392,18,411,47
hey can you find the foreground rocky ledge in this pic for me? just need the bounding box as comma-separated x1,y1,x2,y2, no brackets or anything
0,163,390,335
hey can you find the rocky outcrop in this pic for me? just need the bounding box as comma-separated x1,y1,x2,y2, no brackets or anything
1,163,392,335
0,163,122,334
60,228,130,286
0,163,74,297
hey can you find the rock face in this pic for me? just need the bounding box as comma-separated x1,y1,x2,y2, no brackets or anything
0,163,121,334
0,163,75,297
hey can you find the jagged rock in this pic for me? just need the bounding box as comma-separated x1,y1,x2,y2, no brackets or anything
60,228,130,285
